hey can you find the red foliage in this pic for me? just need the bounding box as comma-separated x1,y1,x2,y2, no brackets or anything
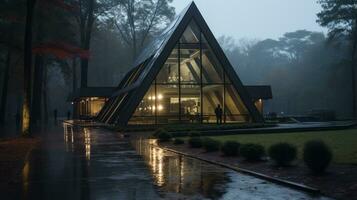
32,42,90,59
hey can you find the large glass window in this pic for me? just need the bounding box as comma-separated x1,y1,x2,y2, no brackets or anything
201,35,224,83
128,20,253,124
157,46,179,84
225,85,250,122
129,85,156,124
156,84,180,124
202,85,224,123
180,46,200,84
180,20,200,43
180,85,201,123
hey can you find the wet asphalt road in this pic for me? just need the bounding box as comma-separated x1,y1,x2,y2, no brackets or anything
1,124,331,200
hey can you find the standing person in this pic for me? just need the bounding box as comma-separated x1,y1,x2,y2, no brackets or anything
214,104,223,124
53,109,58,123
67,110,71,120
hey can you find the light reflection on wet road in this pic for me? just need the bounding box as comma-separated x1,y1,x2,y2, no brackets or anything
134,138,330,200
2,125,331,200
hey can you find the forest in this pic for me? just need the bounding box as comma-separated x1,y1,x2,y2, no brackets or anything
0,0,356,134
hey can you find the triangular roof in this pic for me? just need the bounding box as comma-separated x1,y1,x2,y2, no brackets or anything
97,2,264,125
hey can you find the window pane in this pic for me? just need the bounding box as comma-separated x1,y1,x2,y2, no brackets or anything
225,85,250,122
129,85,155,125
131,85,156,117
201,34,224,83
180,20,200,43
202,85,223,123
156,45,179,84
156,84,179,124
180,85,201,123
180,45,200,84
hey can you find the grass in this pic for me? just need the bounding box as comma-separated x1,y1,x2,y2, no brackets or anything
206,129,357,164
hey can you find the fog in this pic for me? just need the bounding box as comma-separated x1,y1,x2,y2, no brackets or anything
0,0,354,124
171,0,326,40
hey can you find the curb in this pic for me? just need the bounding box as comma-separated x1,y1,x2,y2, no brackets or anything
154,144,321,195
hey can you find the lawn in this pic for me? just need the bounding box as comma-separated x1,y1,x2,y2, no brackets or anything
206,129,357,164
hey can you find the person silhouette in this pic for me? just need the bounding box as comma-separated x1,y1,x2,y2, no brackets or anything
214,104,223,124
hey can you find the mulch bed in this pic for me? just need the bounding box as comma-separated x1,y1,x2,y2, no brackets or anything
160,142,357,200
0,137,41,186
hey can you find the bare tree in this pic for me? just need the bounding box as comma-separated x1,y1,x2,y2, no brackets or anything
112,0,175,59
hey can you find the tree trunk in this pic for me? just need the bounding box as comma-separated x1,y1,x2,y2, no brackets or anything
351,40,357,118
43,64,48,124
0,48,11,125
350,20,357,119
31,55,44,125
72,58,77,119
72,58,77,92
22,0,36,136
80,0,95,88
31,10,45,126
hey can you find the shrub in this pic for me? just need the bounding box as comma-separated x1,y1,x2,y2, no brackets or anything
203,138,221,152
173,138,184,145
188,130,201,137
303,140,332,174
240,143,265,161
154,129,172,142
188,137,203,148
221,141,240,156
268,143,297,166
153,128,166,138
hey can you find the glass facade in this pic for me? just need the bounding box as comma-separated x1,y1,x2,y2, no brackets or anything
129,20,250,125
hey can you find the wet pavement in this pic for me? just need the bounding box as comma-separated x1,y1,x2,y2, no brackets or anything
2,124,331,199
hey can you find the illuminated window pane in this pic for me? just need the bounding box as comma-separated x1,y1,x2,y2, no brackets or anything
156,46,179,84
180,20,200,43
156,84,179,124
129,85,156,125
202,35,224,83
180,85,201,123
90,98,106,116
180,46,200,84
202,85,223,123
225,85,250,122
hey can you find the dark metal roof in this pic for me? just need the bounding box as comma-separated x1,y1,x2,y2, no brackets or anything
132,4,191,68
245,85,273,101
97,2,265,125
68,87,116,101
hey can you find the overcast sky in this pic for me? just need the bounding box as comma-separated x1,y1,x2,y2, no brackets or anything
170,0,326,40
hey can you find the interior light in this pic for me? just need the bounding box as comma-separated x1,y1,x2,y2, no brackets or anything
157,94,163,100
158,105,163,111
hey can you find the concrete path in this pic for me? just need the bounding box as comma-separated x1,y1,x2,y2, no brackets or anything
1,124,332,199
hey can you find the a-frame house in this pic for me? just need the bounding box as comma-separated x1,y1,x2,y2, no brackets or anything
97,2,265,125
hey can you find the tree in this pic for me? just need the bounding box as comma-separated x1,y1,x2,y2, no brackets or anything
31,1,77,125
22,0,37,136
72,0,120,88
0,0,24,125
317,0,357,117
111,0,175,59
